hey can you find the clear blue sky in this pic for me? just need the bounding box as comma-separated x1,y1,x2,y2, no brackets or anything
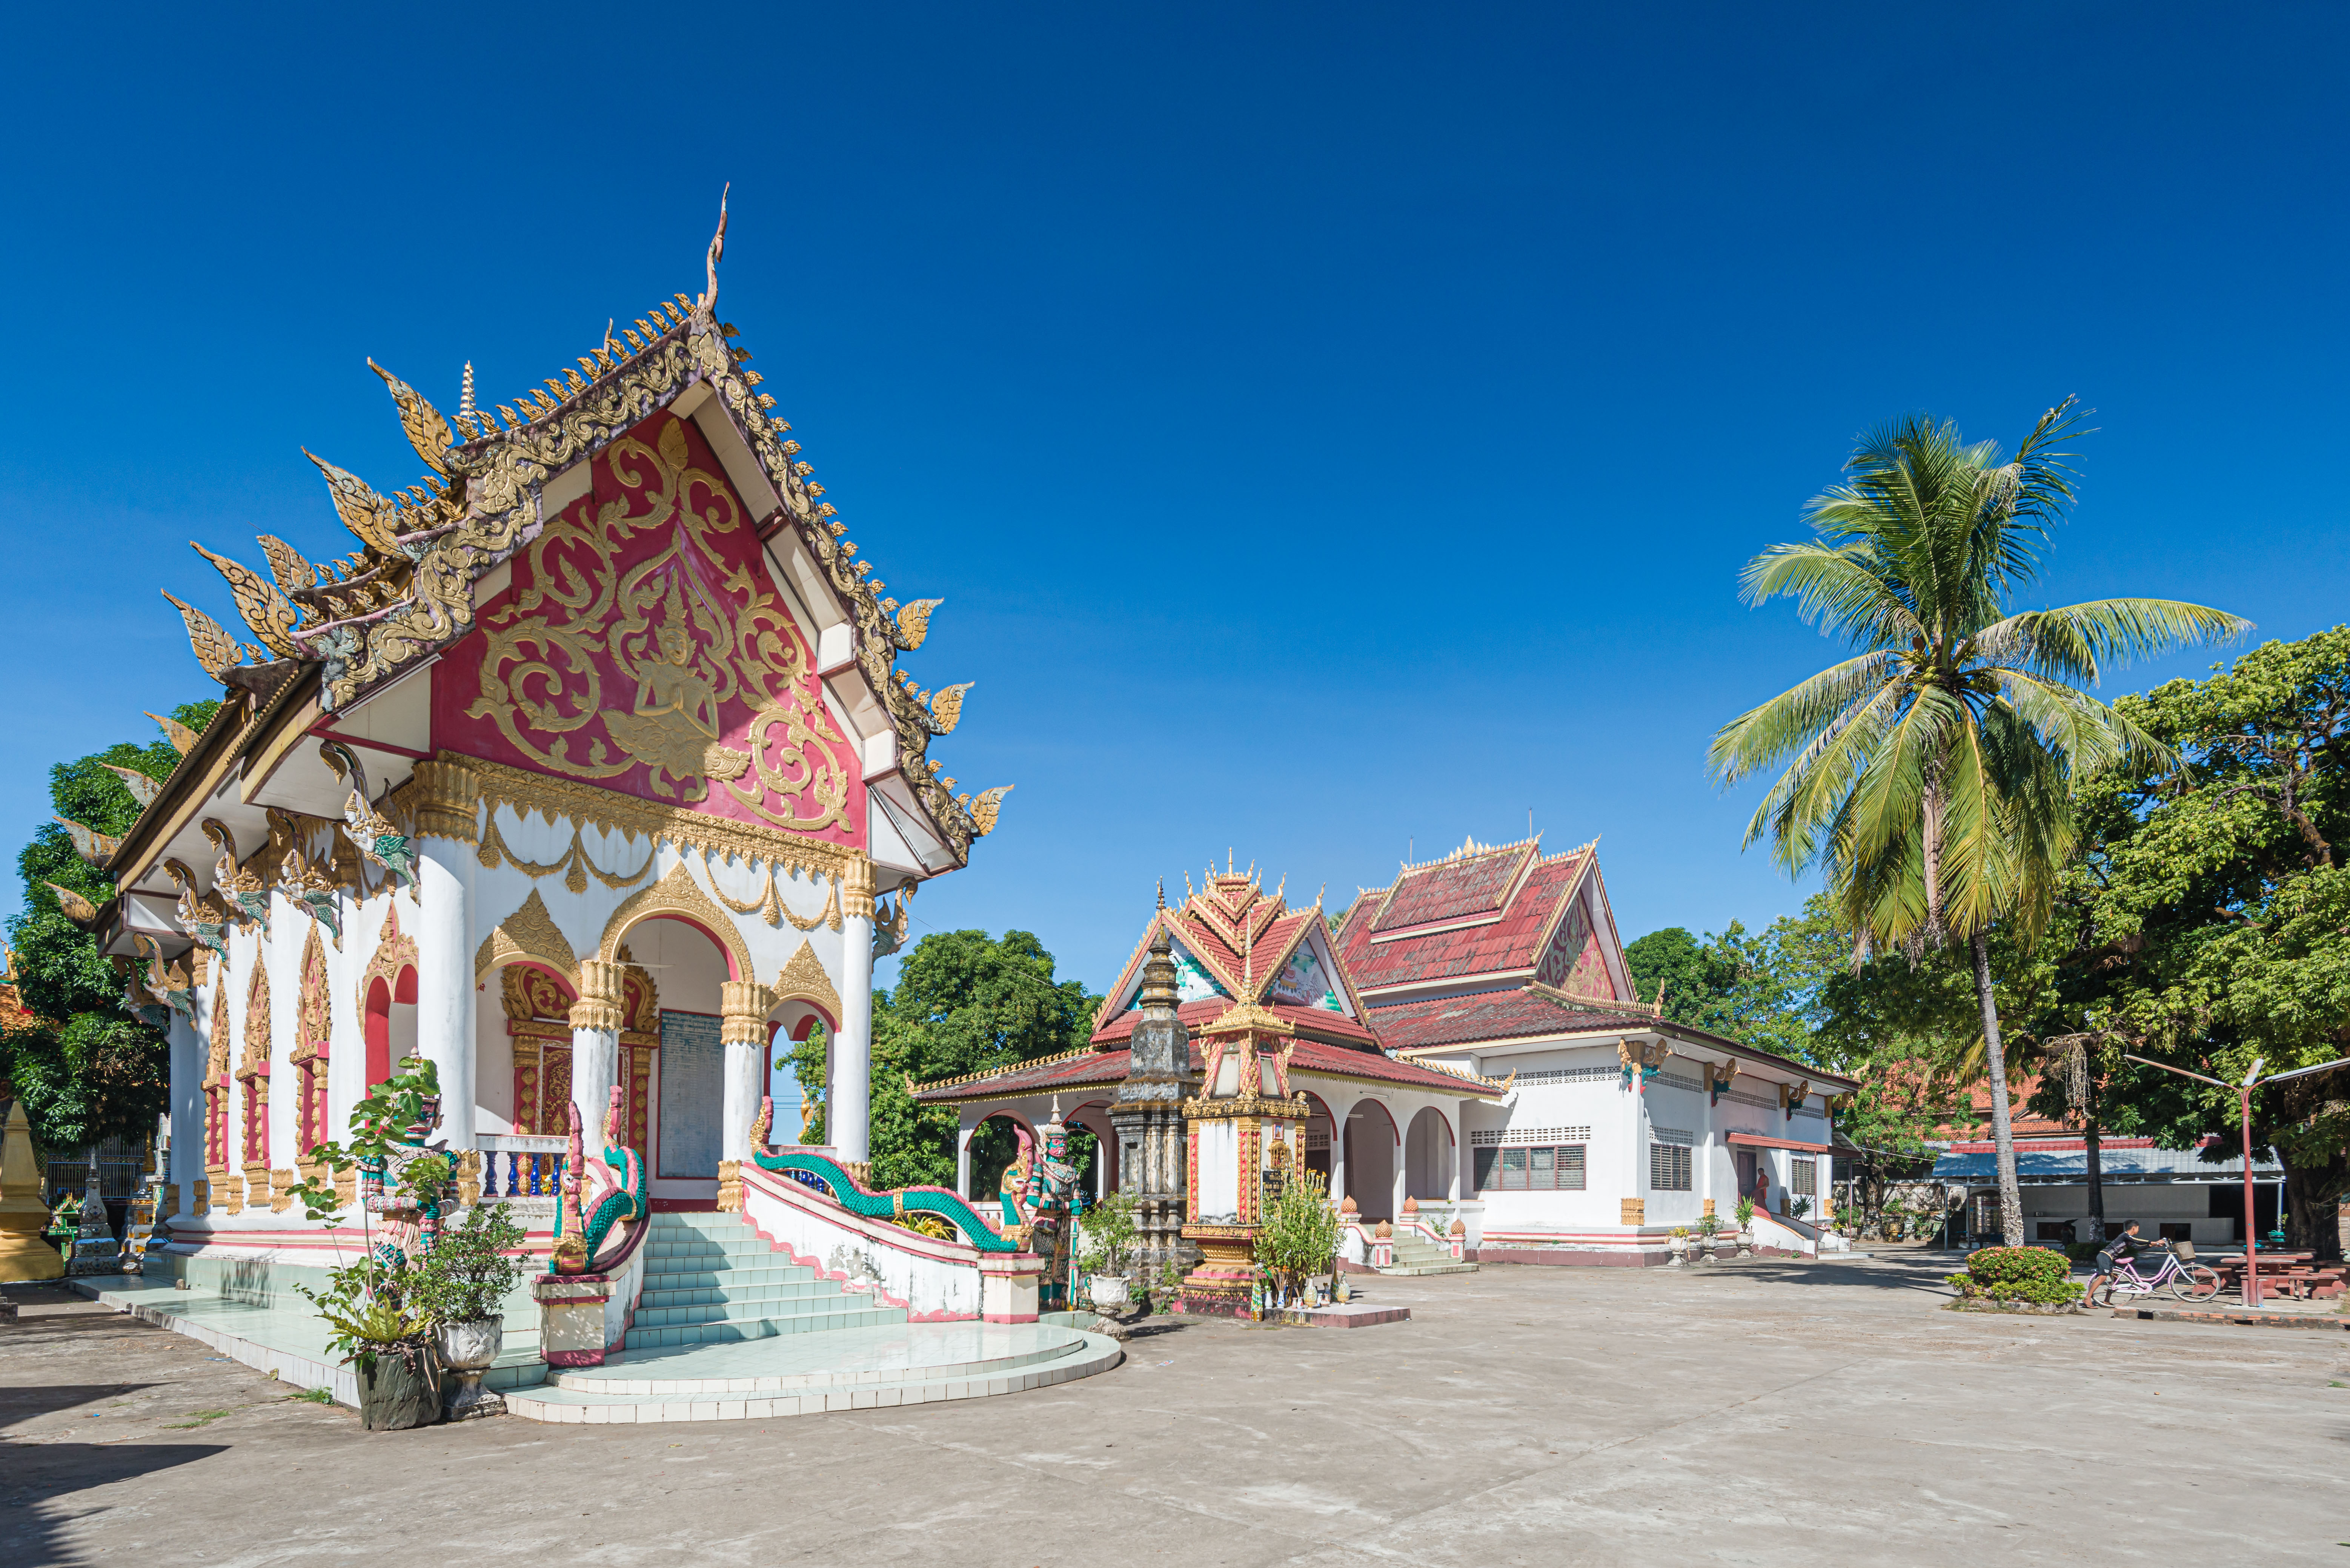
4,5,2344,996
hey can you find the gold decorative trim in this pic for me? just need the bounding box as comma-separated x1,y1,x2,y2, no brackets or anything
570,959,628,1033
474,888,579,982
595,860,756,981
463,753,856,885
770,938,841,1022
841,857,876,923
411,759,480,844
478,810,655,894
710,861,837,932
719,981,773,1046
356,901,419,1016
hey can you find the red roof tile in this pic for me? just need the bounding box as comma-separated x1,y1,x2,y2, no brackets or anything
1371,843,1532,930
1369,988,1653,1051
1340,851,1591,991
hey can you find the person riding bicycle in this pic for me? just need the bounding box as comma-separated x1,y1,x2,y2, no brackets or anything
2084,1220,2164,1304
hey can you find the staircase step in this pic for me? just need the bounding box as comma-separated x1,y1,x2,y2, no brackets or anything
505,1328,1124,1424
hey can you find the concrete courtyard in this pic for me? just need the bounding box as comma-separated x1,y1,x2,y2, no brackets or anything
4,1252,2344,1566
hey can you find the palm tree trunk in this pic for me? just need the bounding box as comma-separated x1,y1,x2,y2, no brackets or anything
1969,932,2024,1247
2083,1071,2104,1245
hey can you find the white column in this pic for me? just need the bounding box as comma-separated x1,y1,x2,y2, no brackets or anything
411,761,478,1151
569,959,625,1141
834,860,877,1162
1331,1119,1348,1212
1448,1100,1464,1203
957,1113,976,1198
1389,1119,1408,1221
719,982,770,1163
168,1009,205,1218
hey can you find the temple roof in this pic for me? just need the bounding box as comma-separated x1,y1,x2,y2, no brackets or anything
910,1033,1503,1105
99,210,1007,949
1335,834,1618,995
1093,864,1369,1029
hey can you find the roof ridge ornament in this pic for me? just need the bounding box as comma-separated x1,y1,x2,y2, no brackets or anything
695,184,729,319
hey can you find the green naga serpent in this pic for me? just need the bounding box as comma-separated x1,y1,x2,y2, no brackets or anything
551,1085,648,1272
746,1095,1020,1253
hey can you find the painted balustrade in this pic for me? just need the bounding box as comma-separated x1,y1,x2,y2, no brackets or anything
476,1133,567,1204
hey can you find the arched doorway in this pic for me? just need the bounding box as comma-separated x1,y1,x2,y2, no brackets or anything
764,1002,834,1147
1404,1106,1453,1200
363,965,417,1088
1300,1093,1337,1188
1343,1098,1398,1221
965,1110,1035,1207
614,916,732,1205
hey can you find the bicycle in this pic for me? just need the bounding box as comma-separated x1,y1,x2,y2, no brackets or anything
2093,1241,2221,1304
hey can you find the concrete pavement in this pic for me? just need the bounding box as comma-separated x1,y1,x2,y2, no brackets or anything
5,1252,2345,1565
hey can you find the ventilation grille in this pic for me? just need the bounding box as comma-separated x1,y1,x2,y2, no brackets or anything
1471,1125,1592,1146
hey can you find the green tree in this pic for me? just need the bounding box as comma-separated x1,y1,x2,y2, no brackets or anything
790,929,1099,1197
2050,629,2350,1256
3,703,220,1154
1709,403,2246,1244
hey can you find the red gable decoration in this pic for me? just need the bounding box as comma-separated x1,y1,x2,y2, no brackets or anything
434,411,864,848
1092,863,1368,1043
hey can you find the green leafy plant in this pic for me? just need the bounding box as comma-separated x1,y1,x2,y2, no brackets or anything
1696,1213,1722,1237
1946,1244,2084,1305
1074,1189,1142,1279
1252,1169,1340,1306
1734,1196,1756,1230
408,1203,528,1327
1790,1196,1813,1220
1671,1226,1691,1239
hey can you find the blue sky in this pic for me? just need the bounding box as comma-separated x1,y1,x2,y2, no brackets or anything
3,5,2344,995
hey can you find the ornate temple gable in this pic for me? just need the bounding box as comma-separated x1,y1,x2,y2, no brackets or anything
1096,864,1365,1030
435,411,863,847
108,220,1007,971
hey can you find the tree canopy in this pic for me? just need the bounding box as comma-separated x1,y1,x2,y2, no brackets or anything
3,702,220,1153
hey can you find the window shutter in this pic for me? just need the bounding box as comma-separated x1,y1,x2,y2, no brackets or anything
1474,1146,1500,1192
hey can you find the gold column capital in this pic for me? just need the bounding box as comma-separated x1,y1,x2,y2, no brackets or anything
570,958,627,1033
411,759,481,844
840,856,877,922
719,980,773,1046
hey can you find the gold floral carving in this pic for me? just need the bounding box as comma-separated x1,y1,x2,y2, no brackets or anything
239,963,272,1083
290,925,330,1067
570,959,628,1033
771,938,841,1022
466,418,852,832
594,862,754,980
356,902,419,1016
474,889,579,982
477,810,654,894
323,333,693,709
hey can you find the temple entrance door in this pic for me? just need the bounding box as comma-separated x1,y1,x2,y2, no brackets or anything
1344,1100,1396,1221
1734,1149,1758,1209
626,917,732,1206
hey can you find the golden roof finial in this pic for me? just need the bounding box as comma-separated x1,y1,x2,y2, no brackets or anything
697,183,730,316
1156,879,1165,910
458,361,476,425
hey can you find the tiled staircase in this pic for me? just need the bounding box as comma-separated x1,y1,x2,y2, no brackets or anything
1379,1229,1477,1276
627,1212,907,1348
502,1210,1122,1424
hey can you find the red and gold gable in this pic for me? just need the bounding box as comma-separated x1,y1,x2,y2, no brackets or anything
1532,891,1615,998
435,412,863,848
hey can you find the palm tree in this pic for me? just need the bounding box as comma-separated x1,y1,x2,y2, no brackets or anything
1709,401,2249,1246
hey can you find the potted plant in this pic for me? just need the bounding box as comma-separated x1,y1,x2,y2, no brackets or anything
411,1202,529,1421
1695,1212,1723,1262
1253,1169,1340,1311
1734,1196,1757,1257
281,1059,453,1429
1668,1226,1691,1265
1076,1190,1142,1312
301,1252,441,1429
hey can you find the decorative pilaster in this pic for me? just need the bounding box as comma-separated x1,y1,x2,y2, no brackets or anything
719,980,772,1171
834,858,876,1163
568,960,626,1142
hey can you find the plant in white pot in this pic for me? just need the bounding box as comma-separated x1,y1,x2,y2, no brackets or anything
412,1202,530,1421
1076,1190,1142,1312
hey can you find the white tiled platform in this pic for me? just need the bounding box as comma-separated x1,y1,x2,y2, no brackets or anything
505,1321,1122,1424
